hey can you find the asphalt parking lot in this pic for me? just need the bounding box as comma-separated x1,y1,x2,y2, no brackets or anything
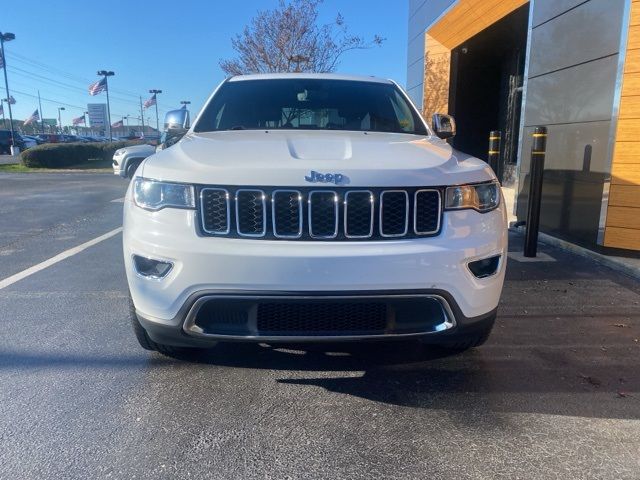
0,172,639,479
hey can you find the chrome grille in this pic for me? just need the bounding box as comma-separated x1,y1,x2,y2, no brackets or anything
235,189,266,237
272,190,302,238
199,186,442,241
380,190,409,237
201,188,230,234
309,191,338,238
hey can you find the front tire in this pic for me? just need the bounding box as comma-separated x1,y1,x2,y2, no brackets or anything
125,159,142,179
129,296,198,357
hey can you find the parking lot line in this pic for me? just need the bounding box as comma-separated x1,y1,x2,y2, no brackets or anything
0,227,123,291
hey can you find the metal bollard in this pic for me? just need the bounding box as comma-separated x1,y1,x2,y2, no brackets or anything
488,130,501,179
524,126,547,257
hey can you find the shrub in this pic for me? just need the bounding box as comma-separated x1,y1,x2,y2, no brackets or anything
21,140,144,168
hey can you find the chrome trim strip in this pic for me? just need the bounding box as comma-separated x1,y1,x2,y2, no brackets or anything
272,189,303,239
308,190,339,239
598,0,632,246
344,190,374,239
379,190,409,237
200,188,230,235
235,189,267,237
413,189,442,235
182,294,456,340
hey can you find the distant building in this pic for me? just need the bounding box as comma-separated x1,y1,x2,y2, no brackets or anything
407,0,638,253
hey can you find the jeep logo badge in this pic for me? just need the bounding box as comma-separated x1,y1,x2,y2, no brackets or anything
305,171,345,185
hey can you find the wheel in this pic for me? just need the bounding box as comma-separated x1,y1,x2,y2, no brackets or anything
125,159,141,179
129,296,196,357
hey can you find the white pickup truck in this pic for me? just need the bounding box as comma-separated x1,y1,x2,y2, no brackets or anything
123,73,507,357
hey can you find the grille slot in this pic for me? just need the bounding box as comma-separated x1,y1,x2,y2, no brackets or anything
344,190,374,238
414,189,441,234
199,186,442,240
309,191,338,238
257,302,387,335
380,190,409,237
272,190,302,238
235,189,266,237
200,188,230,234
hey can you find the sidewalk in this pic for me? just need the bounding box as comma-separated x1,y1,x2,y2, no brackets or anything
494,231,639,415
0,154,19,165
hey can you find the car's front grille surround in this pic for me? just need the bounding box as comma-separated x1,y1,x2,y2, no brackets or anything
198,186,442,241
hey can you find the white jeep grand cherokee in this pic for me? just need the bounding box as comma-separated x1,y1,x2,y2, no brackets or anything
124,73,507,355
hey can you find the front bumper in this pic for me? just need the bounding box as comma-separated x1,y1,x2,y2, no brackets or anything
135,289,497,347
124,197,507,345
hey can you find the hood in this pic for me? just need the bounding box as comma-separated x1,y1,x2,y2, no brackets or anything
121,144,156,155
141,130,494,187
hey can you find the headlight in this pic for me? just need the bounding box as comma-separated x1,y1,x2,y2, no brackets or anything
114,148,125,156
444,181,500,213
133,178,195,211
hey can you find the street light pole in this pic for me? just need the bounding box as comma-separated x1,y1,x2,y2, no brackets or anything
97,70,114,141
0,32,16,152
38,90,45,134
139,96,145,136
57,107,65,134
84,111,89,135
149,89,162,135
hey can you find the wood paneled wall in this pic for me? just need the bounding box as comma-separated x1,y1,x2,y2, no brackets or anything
604,0,640,251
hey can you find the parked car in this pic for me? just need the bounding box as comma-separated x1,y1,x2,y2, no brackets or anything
35,134,62,144
21,135,39,149
0,130,26,154
124,73,508,356
113,107,189,178
112,144,157,178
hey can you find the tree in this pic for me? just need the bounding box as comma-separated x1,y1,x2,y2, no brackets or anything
219,0,384,75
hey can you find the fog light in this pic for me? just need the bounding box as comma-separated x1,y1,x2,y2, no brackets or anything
468,255,501,278
133,255,173,279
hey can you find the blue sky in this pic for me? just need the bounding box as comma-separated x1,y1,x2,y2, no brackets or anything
2,0,409,127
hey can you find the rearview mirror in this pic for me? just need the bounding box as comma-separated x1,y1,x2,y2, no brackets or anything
432,114,456,140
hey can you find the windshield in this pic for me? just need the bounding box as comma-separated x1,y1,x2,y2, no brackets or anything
194,79,428,136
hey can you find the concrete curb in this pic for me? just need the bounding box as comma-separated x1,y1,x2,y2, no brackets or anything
510,226,640,281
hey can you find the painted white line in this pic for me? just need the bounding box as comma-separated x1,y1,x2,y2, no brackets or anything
111,197,125,203
0,227,123,290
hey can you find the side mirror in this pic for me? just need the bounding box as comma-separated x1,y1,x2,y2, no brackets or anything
432,114,456,140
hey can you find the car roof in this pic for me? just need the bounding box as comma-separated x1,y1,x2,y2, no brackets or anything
227,73,394,84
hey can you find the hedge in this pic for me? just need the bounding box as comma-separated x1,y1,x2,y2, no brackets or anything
20,141,144,168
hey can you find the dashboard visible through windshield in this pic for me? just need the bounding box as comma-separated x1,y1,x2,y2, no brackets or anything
194,79,429,136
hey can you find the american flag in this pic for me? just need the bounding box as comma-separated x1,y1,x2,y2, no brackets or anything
24,109,40,126
72,115,86,126
111,120,124,128
88,77,107,96
143,93,156,108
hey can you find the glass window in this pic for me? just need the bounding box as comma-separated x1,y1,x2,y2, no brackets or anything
194,79,428,136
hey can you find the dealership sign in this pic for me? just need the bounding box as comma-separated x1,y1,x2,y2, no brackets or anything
87,103,107,128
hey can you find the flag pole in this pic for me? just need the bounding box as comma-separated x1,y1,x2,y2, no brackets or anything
37,90,44,134
139,96,145,137
105,76,112,141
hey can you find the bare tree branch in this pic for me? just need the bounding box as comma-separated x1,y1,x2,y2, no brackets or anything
219,0,385,75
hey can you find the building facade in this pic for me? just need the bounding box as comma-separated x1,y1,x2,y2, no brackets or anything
407,0,639,253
